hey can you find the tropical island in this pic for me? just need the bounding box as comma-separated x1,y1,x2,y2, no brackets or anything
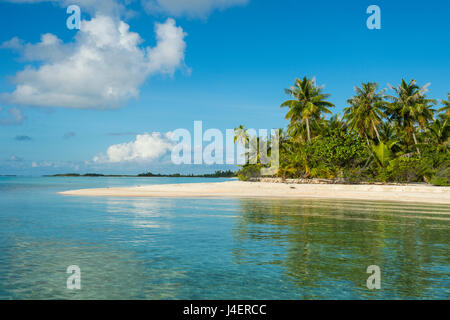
234,77,449,186
61,77,449,204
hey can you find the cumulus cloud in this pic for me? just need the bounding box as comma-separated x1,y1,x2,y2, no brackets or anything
94,132,174,163
142,0,249,18
0,107,25,125
1,16,187,109
2,34,73,62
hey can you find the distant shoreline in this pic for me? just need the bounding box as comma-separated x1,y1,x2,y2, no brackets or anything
45,170,236,178
60,181,450,205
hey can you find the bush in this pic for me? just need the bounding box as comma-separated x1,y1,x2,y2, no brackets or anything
430,164,450,186
384,157,433,183
343,167,374,184
431,176,449,186
237,165,261,181
304,128,369,170
309,165,336,179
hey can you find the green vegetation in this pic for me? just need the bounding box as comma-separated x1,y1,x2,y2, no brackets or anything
235,77,449,185
137,170,236,178
49,170,236,178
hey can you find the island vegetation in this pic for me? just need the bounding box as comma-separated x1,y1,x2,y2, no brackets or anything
48,170,236,178
137,170,235,178
235,77,449,186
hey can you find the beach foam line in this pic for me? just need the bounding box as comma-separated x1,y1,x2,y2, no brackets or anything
59,181,450,205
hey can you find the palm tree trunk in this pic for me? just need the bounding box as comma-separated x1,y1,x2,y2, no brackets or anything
365,134,371,148
306,118,311,142
412,131,421,156
372,120,381,143
364,133,375,168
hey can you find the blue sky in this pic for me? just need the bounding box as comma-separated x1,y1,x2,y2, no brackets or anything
0,0,449,175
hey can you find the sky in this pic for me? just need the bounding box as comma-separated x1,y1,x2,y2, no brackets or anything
0,0,449,175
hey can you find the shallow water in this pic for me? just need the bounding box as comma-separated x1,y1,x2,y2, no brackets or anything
0,177,449,299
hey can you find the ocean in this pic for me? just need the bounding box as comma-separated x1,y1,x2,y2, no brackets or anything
0,176,448,299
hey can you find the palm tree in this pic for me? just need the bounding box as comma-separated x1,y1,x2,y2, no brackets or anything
386,79,436,155
233,125,249,145
327,114,347,131
425,118,449,152
438,93,450,117
378,121,396,143
281,76,334,142
344,82,386,144
234,125,251,165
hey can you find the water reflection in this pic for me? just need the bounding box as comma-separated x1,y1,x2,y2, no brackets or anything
233,199,450,299
106,197,175,230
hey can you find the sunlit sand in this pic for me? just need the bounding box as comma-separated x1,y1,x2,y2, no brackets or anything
60,181,450,205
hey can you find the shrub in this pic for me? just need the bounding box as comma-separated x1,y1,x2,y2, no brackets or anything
384,157,433,183
237,165,261,181
309,165,336,179
304,128,369,170
430,164,450,186
343,167,374,184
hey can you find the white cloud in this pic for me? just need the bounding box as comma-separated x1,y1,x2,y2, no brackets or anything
1,16,187,109
94,132,174,163
8,155,23,162
1,37,24,50
5,0,128,16
142,0,249,18
5,0,249,18
0,107,25,125
2,34,73,62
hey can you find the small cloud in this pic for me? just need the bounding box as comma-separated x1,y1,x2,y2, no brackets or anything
63,132,76,139
0,107,25,126
15,135,32,141
142,0,249,18
7,155,23,162
0,36,24,51
4,0,128,17
107,132,138,136
31,161,54,168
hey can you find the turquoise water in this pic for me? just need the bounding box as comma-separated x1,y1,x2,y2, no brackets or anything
0,176,449,300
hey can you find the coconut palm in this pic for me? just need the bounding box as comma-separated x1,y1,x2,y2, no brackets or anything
233,125,249,145
438,93,450,117
327,114,347,131
233,125,250,165
344,82,386,144
378,121,396,143
425,118,449,152
386,79,436,154
281,76,334,142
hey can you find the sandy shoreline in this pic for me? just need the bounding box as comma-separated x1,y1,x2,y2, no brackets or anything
59,181,450,205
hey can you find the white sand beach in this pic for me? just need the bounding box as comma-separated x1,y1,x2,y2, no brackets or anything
60,181,450,205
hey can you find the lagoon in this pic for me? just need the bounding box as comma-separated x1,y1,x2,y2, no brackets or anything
0,177,449,299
